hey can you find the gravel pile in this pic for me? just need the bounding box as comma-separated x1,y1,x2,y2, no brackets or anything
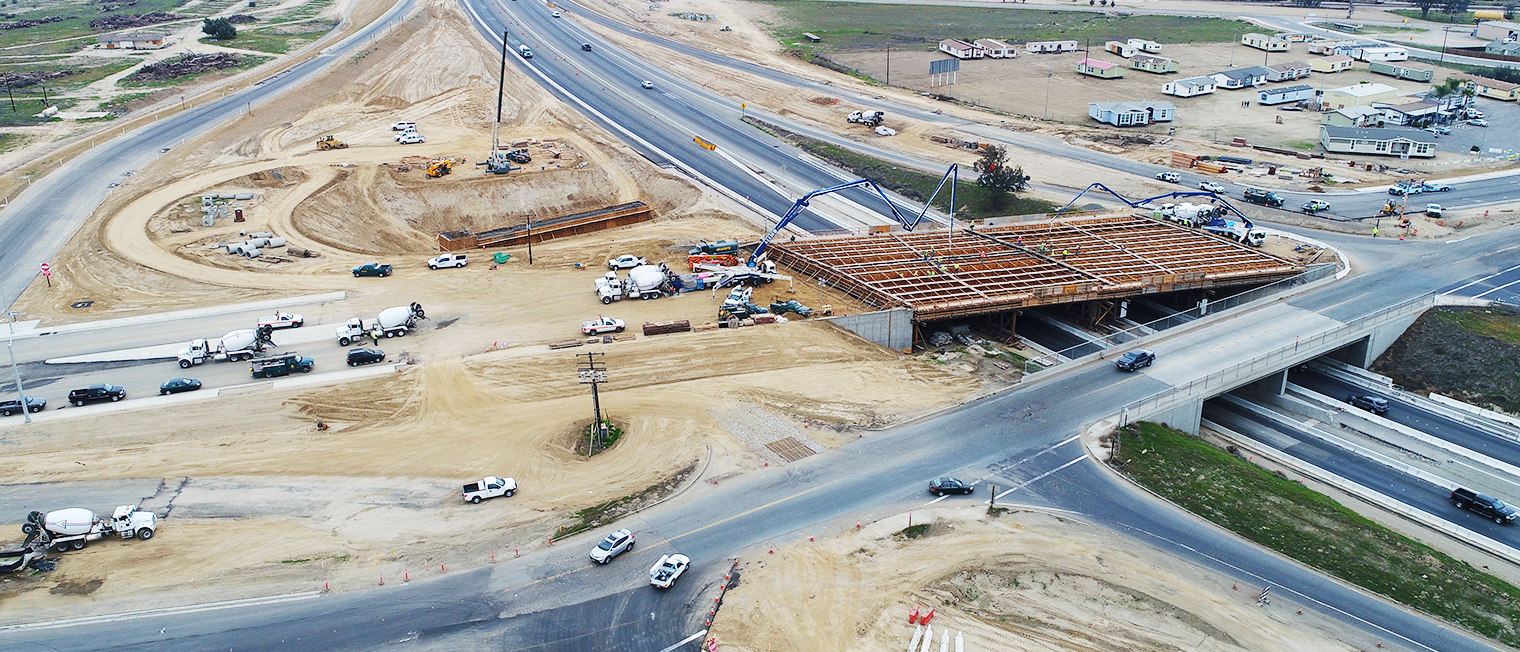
709,403,824,465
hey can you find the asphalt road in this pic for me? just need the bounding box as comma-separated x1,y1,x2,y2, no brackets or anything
1203,397,1520,546
1290,368,1520,471
0,0,418,311
1441,261,1520,307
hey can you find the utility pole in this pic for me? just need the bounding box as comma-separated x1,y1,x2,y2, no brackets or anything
526,217,533,264
576,352,607,453
885,46,890,86
7,312,29,424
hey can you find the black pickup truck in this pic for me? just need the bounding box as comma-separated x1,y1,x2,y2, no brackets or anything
1450,487,1518,525
0,396,45,416
250,353,314,378
68,384,125,406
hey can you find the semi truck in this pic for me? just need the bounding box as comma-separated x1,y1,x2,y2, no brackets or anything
21,505,157,553
335,303,427,344
1152,202,1218,227
1202,219,1266,246
847,110,885,127
178,326,275,367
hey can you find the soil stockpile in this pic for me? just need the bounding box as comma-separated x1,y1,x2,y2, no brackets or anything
89,11,178,30
129,53,241,82
1371,306,1520,414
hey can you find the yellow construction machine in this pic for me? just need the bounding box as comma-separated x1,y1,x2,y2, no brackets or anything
316,135,348,150
426,158,453,178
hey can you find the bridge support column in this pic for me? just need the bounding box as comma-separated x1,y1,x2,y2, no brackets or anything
1147,398,1203,435
1250,368,1288,396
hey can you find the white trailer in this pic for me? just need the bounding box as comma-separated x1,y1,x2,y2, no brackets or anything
21,506,157,553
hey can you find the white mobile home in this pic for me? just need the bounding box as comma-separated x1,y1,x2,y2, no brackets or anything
1258,84,1315,105
1026,40,1079,54
1162,76,1216,97
1105,40,1137,58
1351,46,1408,62
1089,101,1175,126
974,38,1016,58
1127,38,1162,53
939,39,983,60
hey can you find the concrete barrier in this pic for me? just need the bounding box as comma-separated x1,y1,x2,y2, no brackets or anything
825,308,912,351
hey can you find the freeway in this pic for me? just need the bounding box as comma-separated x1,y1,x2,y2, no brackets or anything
1290,367,1520,471
1202,396,1520,546
0,0,418,310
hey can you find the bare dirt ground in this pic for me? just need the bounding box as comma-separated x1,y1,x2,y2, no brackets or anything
712,506,1377,652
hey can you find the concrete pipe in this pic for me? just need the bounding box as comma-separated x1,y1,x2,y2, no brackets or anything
266,237,287,248
245,248,262,258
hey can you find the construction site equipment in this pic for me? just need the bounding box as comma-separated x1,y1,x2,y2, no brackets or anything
768,300,813,318
316,135,347,150
689,239,740,256
687,254,740,270
335,302,427,344
848,110,885,126
1151,202,1219,228
438,202,656,251
427,158,454,178
1378,202,1400,217
177,325,275,367
22,506,157,553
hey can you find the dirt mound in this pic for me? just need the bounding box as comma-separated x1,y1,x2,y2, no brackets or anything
0,69,72,89
130,53,242,82
226,13,258,24
1,16,63,30
89,11,178,30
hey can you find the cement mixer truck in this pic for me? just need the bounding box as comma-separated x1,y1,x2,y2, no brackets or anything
20,505,157,553
177,325,275,367
335,302,427,345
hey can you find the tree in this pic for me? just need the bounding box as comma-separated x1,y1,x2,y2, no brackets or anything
974,145,1029,209
1411,0,1441,19
1441,0,1470,21
201,17,237,40
1506,0,1517,20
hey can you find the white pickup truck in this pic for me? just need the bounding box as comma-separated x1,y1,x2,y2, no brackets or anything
582,316,625,335
462,476,516,504
649,554,690,588
256,311,304,329
429,253,468,270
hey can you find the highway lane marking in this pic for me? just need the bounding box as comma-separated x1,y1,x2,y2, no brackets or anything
658,629,710,652
994,455,1086,500
1445,236,1471,244
1473,277,1520,299
0,592,322,632
1442,261,1520,295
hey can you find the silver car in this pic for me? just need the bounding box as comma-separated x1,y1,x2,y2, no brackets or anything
590,528,634,564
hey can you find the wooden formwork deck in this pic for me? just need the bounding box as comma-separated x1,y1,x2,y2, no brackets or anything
767,214,1302,321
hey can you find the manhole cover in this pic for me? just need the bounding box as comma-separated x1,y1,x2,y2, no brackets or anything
70,301,93,309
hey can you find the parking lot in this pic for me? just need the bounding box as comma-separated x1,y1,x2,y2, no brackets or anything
1431,98,1520,157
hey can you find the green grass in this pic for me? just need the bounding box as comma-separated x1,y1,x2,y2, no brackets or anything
1434,307,1520,344
0,60,136,93
267,0,334,23
896,523,931,539
552,462,698,541
117,53,273,88
1287,140,1319,152
1311,21,1424,34
1113,421,1520,647
1388,8,1477,23
752,1,1256,51
0,0,189,50
745,117,1060,220
202,29,322,54
0,132,25,155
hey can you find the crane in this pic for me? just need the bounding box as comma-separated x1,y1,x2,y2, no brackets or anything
747,164,959,266
1048,182,1256,228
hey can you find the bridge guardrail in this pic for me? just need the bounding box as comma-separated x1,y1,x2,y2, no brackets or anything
1119,291,1436,425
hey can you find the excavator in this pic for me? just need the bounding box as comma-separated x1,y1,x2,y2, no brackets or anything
427,158,453,178
315,135,348,150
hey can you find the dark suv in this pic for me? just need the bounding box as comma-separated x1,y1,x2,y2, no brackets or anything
67,383,125,406
1346,394,1389,415
346,348,386,366
0,396,45,416
1116,349,1155,372
1450,487,1518,525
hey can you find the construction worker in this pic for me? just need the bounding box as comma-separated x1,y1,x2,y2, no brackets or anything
369,329,380,345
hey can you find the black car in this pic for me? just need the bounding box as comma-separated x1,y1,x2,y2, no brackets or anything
0,396,45,416
160,378,202,395
1115,349,1155,372
929,477,974,496
352,262,393,278
1346,394,1389,415
347,348,386,366
1450,487,1519,525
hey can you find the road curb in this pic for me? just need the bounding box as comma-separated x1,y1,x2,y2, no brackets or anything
0,591,321,631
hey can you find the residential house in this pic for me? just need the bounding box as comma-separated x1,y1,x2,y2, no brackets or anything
1162,76,1216,97
1374,99,1440,127
1209,66,1271,89
1258,84,1315,105
1127,38,1162,53
974,38,1017,58
1319,125,1437,158
1089,101,1175,126
1484,38,1520,57
1105,40,1137,58
1265,61,1311,81
1307,39,1358,55
1279,33,1312,42
1475,20,1520,40
1130,55,1178,74
1453,73,1520,101
1241,33,1290,52
1026,40,1079,53
1417,89,1475,113
97,32,168,50
1351,46,1409,62
1076,58,1125,79
1310,55,1355,73
1320,82,1400,109
938,39,983,59
1323,105,1385,128
1368,61,1434,82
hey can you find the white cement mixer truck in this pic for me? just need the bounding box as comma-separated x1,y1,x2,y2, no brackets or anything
335,302,426,345
177,325,275,367
21,506,157,553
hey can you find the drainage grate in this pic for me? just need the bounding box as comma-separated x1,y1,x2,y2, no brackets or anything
766,437,817,463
